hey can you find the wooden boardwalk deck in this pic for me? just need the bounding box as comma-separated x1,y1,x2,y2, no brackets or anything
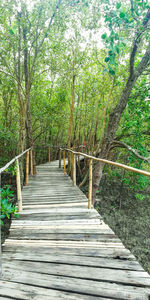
1,161,150,299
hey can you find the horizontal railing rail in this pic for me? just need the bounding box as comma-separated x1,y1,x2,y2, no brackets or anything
60,148,150,177
59,147,150,209
0,148,32,174
0,147,34,212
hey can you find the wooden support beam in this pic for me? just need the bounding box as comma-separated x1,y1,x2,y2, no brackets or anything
48,147,50,163
88,159,93,209
16,159,22,212
30,149,33,176
72,153,76,186
59,150,61,168
25,151,29,186
63,150,66,175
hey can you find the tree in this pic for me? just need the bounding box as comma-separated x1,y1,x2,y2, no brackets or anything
92,1,150,201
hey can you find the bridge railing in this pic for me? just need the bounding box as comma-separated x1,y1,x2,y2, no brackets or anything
59,148,150,209
0,148,34,212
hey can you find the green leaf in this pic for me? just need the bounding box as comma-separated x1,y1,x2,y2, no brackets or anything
108,50,113,56
12,25,17,33
116,2,121,9
109,69,115,75
101,33,107,39
105,57,110,62
115,33,119,40
120,12,125,18
115,46,120,54
9,29,14,35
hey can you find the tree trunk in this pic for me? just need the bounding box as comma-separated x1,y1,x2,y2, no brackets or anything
26,97,36,174
67,73,76,148
92,75,136,202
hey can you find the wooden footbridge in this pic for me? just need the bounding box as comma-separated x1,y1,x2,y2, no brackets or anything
1,148,150,299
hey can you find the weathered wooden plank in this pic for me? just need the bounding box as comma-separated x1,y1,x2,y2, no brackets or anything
9,227,113,234
0,281,106,300
2,253,143,271
4,239,125,248
20,199,88,204
19,207,99,214
8,228,119,241
11,219,101,226
3,260,150,287
8,235,120,243
13,214,100,221
2,246,135,260
20,202,88,209
2,269,149,300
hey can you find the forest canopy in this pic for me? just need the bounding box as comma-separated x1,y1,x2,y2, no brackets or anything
0,0,150,199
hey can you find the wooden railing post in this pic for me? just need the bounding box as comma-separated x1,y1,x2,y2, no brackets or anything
70,153,73,179
30,149,33,176
25,151,29,186
67,151,71,175
16,159,22,212
33,148,36,175
48,147,50,163
88,159,93,209
63,150,66,175
72,153,76,186
59,150,62,168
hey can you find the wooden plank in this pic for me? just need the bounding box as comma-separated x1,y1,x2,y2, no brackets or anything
11,219,101,226
0,281,106,300
20,202,88,208
3,260,150,287
2,246,135,260
8,233,120,243
9,227,113,234
2,253,143,271
2,269,149,300
4,240,125,248
19,207,99,214
12,215,99,221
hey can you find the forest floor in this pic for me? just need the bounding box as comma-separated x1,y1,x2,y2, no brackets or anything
1,218,11,245
81,176,150,274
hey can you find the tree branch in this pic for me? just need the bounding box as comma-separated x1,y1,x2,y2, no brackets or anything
129,8,150,76
31,0,62,76
0,69,25,96
115,131,150,140
135,39,150,78
110,140,150,164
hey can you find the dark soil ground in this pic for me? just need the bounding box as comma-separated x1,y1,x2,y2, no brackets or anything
81,176,150,274
1,217,11,245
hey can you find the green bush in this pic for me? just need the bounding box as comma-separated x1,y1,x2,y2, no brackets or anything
0,185,19,225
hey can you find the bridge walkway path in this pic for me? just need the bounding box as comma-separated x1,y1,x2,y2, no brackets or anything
1,161,150,299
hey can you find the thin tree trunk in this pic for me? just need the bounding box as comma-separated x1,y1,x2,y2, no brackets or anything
67,73,76,148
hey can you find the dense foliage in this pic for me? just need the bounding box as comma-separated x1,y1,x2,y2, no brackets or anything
0,0,150,194
0,186,18,225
